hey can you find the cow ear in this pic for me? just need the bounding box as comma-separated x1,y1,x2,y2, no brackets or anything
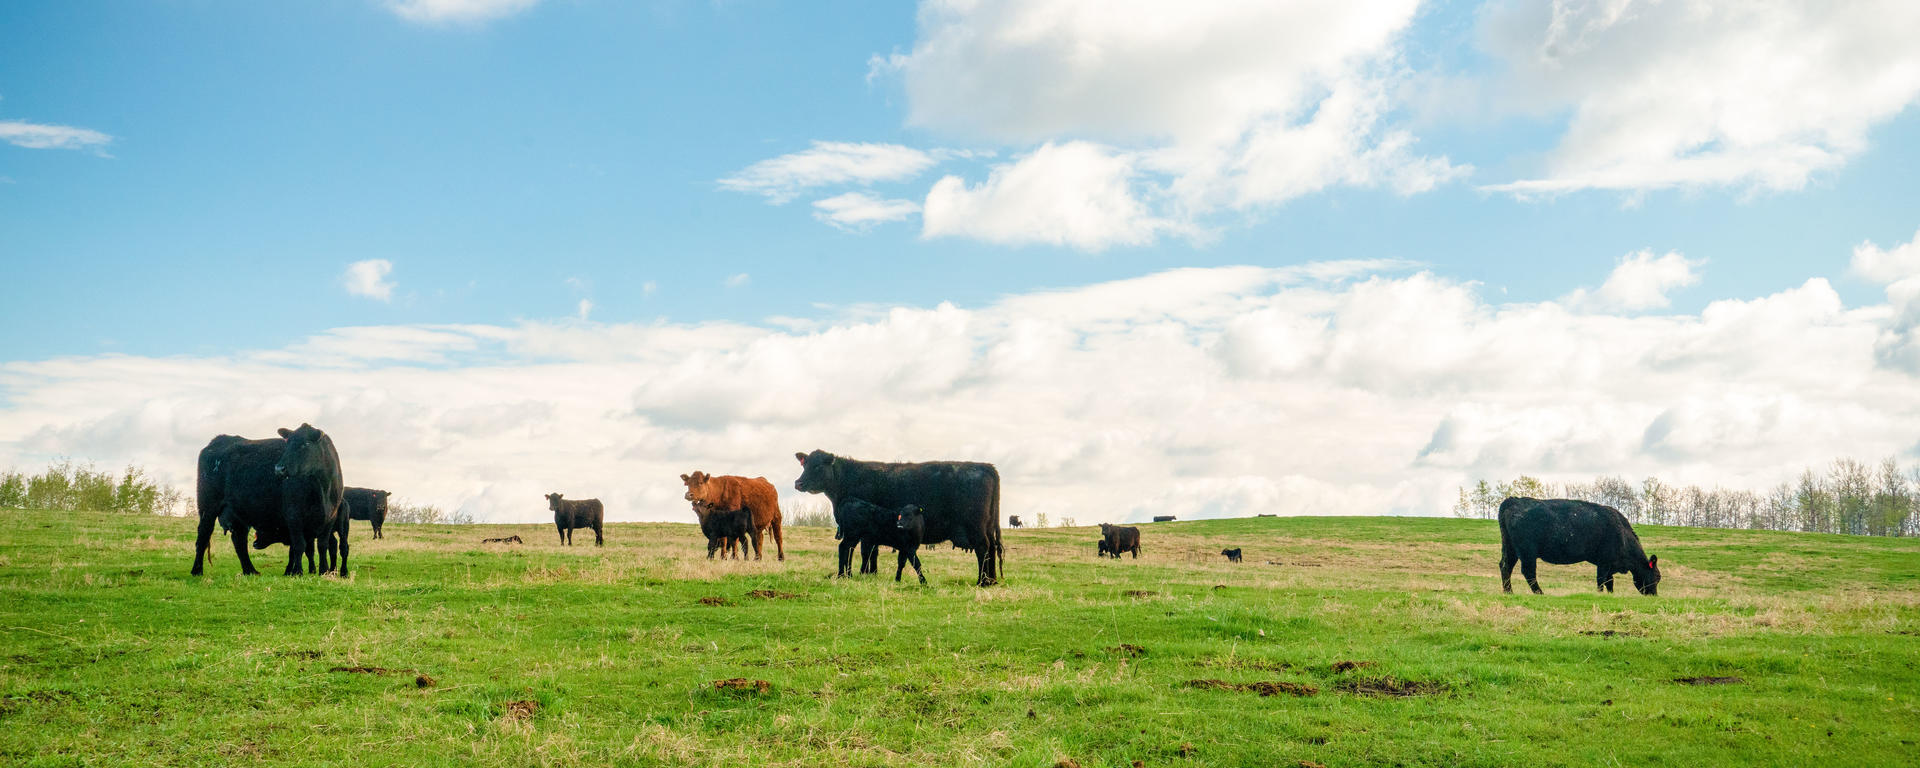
680,474,689,482
795,452,807,464
1648,555,1658,568
278,428,293,438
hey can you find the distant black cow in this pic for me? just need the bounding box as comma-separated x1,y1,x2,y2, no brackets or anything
1151,515,1176,523
1008,515,1023,528
833,498,929,583
344,487,391,539
481,535,523,544
1498,497,1660,595
693,501,752,560
1097,540,1113,558
794,450,1002,586
546,493,604,546
1221,548,1243,563
1099,523,1141,559
191,424,346,577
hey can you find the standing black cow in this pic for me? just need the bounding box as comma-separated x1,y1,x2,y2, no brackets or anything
794,450,1002,586
191,424,346,577
1220,548,1243,563
693,500,751,559
344,487,391,539
1498,497,1661,595
547,493,604,546
1099,523,1141,559
833,498,929,583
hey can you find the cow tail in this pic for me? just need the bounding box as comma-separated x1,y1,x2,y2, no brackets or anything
990,466,1005,580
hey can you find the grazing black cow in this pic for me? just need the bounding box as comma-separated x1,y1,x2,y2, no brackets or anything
1008,515,1023,528
1498,497,1660,595
1221,548,1243,563
481,535,523,544
546,493,604,546
1099,523,1141,559
1151,515,1176,523
794,450,1002,586
191,424,346,577
693,501,752,560
833,498,929,583
1097,540,1113,558
344,487,391,539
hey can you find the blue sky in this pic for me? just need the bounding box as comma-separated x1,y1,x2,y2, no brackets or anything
3,1,1919,523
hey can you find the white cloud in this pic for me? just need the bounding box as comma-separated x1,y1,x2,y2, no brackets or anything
0,120,112,153
577,299,594,320
642,281,658,298
719,142,940,204
387,0,540,24
5,254,1917,527
879,0,1464,249
343,259,396,302
1480,0,1920,195
922,142,1185,251
723,273,750,288
1852,228,1920,285
1563,250,1704,312
811,192,920,231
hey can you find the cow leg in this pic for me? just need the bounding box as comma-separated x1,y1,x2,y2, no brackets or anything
861,542,879,575
748,526,764,561
707,537,718,559
336,523,350,578
975,548,994,587
772,519,785,561
594,524,603,547
1521,558,1543,594
835,538,858,577
894,550,906,582
192,513,217,575
283,527,307,576
1500,549,1518,593
231,524,260,576
1597,566,1613,593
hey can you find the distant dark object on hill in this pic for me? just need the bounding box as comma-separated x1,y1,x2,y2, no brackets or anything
1220,548,1242,562
546,493,603,546
1256,513,1276,517
1152,515,1176,523
1008,515,1022,528
481,535,522,544
1498,497,1659,595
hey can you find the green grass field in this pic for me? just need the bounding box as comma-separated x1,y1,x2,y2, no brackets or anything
2,510,1917,767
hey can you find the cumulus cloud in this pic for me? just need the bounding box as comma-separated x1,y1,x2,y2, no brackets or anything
343,259,396,302
1480,0,1920,195
720,142,941,204
0,120,112,153
1851,227,1920,372
386,0,540,24
4,254,1916,526
1563,250,1704,312
1852,228,1920,285
811,192,921,231
882,0,1464,249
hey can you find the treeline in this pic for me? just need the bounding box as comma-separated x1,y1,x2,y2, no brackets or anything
1455,457,1920,537
0,461,187,516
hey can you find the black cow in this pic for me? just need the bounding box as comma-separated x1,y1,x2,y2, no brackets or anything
1151,515,1176,523
833,498,929,583
344,487,391,539
191,424,346,577
1008,515,1023,528
1498,497,1661,595
1221,548,1243,563
795,450,1002,586
694,501,752,560
546,493,604,546
1099,523,1141,559
1097,540,1113,558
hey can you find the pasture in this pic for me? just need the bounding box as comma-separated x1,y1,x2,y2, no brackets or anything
2,509,1917,766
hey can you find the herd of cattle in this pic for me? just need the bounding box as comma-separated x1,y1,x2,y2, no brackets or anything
188,425,1662,594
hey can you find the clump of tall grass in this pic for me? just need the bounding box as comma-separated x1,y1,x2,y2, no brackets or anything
0,460,185,515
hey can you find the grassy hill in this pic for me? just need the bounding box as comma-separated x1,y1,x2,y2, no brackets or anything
2,510,1916,767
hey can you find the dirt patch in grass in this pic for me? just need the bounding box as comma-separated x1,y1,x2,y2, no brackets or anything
501,700,538,721
414,674,436,688
745,589,800,600
1107,644,1147,658
328,666,418,677
713,678,772,694
1122,590,1157,598
1673,676,1744,685
1334,676,1448,697
1184,679,1318,697
696,596,732,606
1330,660,1376,673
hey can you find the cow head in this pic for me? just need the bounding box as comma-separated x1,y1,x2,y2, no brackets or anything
1632,554,1661,595
273,424,332,479
1099,522,1113,536
371,490,392,516
793,450,839,493
545,492,564,511
688,498,715,523
681,471,712,502
893,504,924,533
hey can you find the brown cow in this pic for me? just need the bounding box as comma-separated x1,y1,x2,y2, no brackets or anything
681,471,784,561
